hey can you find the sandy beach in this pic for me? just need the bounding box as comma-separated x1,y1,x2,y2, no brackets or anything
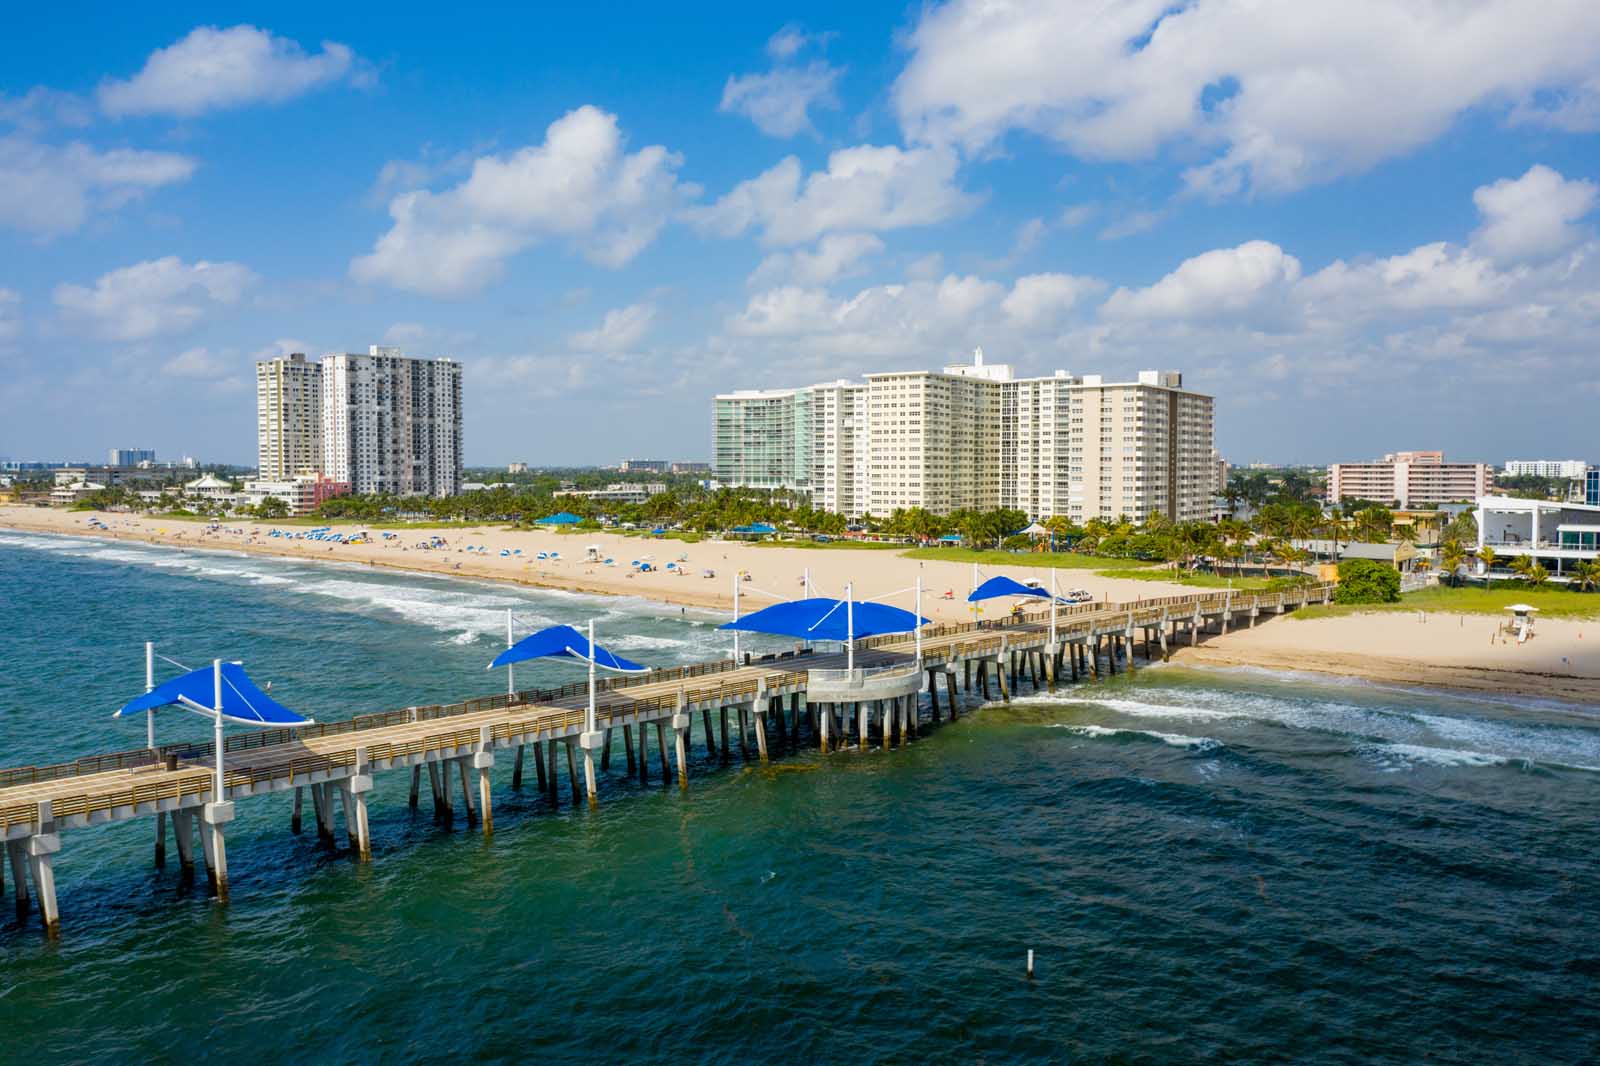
0,505,1188,622
6,505,1597,703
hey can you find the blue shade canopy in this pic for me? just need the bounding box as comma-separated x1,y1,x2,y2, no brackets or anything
968,575,1051,602
720,598,927,642
535,511,582,525
489,624,647,672
731,522,776,534
114,662,313,727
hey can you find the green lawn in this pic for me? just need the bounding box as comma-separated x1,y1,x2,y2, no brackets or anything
905,546,1160,571
1294,583,1600,620
1106,569,1275,589
751,539,908,550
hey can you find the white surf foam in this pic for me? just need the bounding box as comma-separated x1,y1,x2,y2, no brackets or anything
1365,743,1509,770
1053,724,1222,750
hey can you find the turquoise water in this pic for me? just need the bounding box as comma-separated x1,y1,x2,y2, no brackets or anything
1,531,1598,1063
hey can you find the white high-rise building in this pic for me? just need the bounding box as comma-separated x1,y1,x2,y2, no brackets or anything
255,353,322,480
711,350,1216,523
1503,459,1587,479
320,346,463,498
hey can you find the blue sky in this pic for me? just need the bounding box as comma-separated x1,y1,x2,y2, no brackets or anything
3,1,1599,467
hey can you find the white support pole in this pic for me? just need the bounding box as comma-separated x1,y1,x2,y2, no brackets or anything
732,570,741,664
145,641,155,751
914,572,923,665
1050,568,1058,647
586,620,597,735
506,608,515,697
846,581,855,672
804,567,811,598
212,659,225,802
972,562,979,620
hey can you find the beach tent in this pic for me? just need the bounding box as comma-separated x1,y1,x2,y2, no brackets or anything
730,522,777,535
489,622,648,772
938,533,964,543
721,593,926,670
535,512,582,526
115,655,313,804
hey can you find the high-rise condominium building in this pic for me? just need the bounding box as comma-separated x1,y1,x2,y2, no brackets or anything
255,353,322,479
1503,459,1588,479
107,448,155,467
711,350,1215,523
1328,451,1492,508
320,347,463,498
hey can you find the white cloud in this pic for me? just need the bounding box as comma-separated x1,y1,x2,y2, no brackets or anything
0,136,195,234
163,346,230,378
1300,243,1513,316
0,88,93,132
0,288,19,341
1061,203,1097,229
1104,240,1302,320
53,256,255,341
894,0,1600,196
1471,164,1597,263
689,144,978,246
352,106,693,296
721,62,843,138
252,338,315,360
766,25,831,61
571,302,656,352
1099,209,1166,241
1002,273,1104,326
99,25,367,118
750,232,883,287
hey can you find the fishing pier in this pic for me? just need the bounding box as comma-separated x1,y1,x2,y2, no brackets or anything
1,583,1332,934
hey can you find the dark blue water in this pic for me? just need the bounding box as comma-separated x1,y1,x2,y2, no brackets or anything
1,531,1597,1064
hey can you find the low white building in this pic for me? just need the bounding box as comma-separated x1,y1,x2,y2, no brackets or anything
1503,459,1587,479
185,473,236,500
1474,495,1600,576
553,482,668,505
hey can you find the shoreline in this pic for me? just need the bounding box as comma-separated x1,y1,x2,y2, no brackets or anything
1171,646,1600,706
6,506,1597,705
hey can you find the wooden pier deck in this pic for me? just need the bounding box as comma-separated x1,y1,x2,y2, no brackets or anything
1,582,1332,933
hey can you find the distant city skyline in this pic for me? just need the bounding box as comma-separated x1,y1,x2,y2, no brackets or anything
3,5,1599,464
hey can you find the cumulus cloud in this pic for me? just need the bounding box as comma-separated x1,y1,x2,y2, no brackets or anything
352,106,693,296
893,0,1600,196
53,256,255,341
750,232,883,287
571,302,656,352
1471,164,1597,262
99,25,368,118
688,144,978,246
0,136,196,234
721,62,843,138
1103,240,1302,320
1001,273,1104,326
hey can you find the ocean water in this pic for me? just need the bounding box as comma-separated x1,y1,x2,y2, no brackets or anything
1,531,1597,1064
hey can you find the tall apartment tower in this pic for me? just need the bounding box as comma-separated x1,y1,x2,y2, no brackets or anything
255,353,322,479
711,350,1215,524
320,346,463,498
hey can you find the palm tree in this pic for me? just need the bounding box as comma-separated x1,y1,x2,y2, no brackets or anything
1526,563,1550,587
1477,546,1498,586
1509,554,1533,581
1438,538,1466,587
1571,559,1600,593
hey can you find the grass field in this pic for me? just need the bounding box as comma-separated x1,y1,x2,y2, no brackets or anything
904,546,1161,571
1294,583,1600,621
752,539,908,551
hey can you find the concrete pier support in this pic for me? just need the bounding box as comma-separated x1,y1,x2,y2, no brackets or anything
198,801,232,899
701,708,717,757
511,745,525,790
456,759,478,827
752,704,770,763
601,728,613,772
408,767,421,807
341,752,375,857
173,807,197,870
154,810,168,866
565,738,582,803
427,762,449,824
819,702,831,750
8,839,28,913
858,702,869,751
26,831,61,934
672,712,691,790
997,656,1011,702
579,730,603,808
532,740,548,793
473,745,495,834
546,739,560,805
654,721,670,782
623,725,637,774
719,708,731,763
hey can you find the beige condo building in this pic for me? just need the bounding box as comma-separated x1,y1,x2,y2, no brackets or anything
712,350,1216,523
255,353,322,480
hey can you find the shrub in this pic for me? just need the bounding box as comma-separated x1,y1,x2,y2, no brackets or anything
1333,558,1400,604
